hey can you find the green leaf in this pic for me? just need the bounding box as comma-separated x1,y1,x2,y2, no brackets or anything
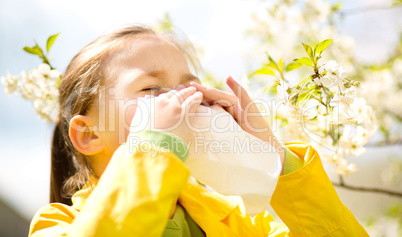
332,2,343,11
391,0,402,7
290,94,298,105
46,33,59,52
314,39,333,56
285,62,303,72
156,13,174,32
260,85,276,95
302,42,314,60
278,58,283,72
294,57,313,67
23,46,40,55
265,61,279,71
297,87,317,104
298,91,310,103
268,84,277,95
23,43,44,58
265,53,280,71
253,67,276,76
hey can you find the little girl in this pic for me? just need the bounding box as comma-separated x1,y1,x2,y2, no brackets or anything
28,25,368,236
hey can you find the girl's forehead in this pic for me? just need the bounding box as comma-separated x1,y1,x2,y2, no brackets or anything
105,37,183,68
101,36,189,84
116,36,179,58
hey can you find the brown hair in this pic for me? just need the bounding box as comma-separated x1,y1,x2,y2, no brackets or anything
50,25,199,205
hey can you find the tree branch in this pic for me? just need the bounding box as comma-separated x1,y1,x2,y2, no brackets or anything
332,175,402,198
340,4,401,15
365,141,402,147
384,109,402,122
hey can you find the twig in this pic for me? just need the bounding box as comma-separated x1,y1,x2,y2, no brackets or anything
384,110,402,121
333,175,402,198
365,141,402,147
340,4,400,15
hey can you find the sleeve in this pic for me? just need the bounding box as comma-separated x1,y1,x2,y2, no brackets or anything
29,130,191,237
29,203,79,237
267,142,369,237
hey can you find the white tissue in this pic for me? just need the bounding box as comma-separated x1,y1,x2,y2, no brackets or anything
185,104,282,215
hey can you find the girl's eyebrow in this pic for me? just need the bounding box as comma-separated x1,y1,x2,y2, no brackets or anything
182,73,201,84
147,70,166,78
143,70,200,84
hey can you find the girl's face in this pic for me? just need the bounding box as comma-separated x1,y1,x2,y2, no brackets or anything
87,36,201,174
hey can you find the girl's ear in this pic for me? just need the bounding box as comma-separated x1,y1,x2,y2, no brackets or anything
69,115,104,155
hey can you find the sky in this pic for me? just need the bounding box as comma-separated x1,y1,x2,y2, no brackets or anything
0,0,401,221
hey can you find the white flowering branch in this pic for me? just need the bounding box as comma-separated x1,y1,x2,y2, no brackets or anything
252,39,377,176
1,34,61,122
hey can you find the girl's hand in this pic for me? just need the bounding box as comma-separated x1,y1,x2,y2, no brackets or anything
131,86,203,142
190,77,270,142
190,77,285,173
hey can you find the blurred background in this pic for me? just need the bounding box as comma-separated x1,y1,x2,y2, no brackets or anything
0,0,401,236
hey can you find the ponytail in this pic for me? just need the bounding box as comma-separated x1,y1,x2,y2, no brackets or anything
50,121,75,205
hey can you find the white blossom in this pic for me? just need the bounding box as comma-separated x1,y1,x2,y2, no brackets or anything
1,64,61,123
37,63,51,75
339,126,369,157
322,152,343,165
277,81,289,104
360,68,402,142
303,0,332,24
283,117,312,143
333,158,357,175
1,72,19,94
330,87,357,107
317,60,347,92
392,58,402,77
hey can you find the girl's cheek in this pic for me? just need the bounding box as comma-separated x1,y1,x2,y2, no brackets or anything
121,100,138,142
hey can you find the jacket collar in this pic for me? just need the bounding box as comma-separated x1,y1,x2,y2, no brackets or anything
71,185,91,211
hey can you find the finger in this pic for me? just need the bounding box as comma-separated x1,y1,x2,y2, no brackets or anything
190,81,242,123
226,76,254,110
226,76,267,126
169,86,197,104
160,85,185,98
182,91,203,114
174,84,185,90
189,81,236,107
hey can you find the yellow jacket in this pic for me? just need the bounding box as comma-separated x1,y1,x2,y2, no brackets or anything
29,130,368,236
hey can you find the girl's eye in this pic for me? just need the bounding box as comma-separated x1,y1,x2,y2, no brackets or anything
141,87,164,96
142,87,161,92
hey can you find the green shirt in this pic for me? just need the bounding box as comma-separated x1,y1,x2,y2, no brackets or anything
162,203,206,237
